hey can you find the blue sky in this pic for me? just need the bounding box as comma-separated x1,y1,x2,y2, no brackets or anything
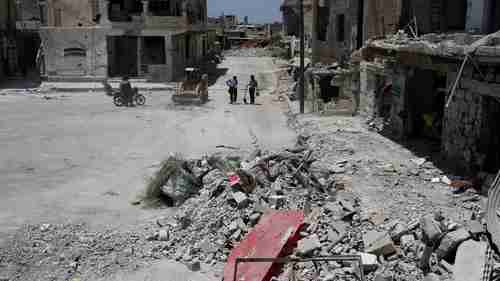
208,0,282,23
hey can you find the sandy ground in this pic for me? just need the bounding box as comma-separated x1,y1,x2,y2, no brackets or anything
0,56,295,246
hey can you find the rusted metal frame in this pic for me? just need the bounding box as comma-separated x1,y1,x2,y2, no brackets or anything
233,255,365,281
445,55,469,108
466,53,487,81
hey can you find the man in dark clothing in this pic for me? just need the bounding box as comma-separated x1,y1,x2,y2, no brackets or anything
248,75,258,104
226,76,238,104
120,76,134,106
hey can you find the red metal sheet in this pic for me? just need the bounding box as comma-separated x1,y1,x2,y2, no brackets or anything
223,210,305,281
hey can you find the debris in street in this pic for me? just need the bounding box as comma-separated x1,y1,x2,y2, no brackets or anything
297,234,322,256
363,230,396,256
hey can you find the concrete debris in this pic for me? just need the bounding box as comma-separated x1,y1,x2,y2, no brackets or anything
360,252,379,272
187,260,201,272
423,273,440,281
231,191,251,208
420,215,442,245
363,230,396,256
400,234,415,248
297,234,322,256
435,228,470,260
453,240,492,281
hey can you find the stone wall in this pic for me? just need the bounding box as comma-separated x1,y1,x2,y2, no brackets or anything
363,0,402,42
47,0,95,27
442,71,484,172
359,62,379,118
40,27,107,78
328,0,359,63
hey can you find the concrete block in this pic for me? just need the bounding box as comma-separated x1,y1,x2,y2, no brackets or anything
360,252,379,272
374,273,393,281
231,191,251,208
400,234,415,248
467,220,485,236
297,234,322,256
391,223,409,242
454,240,492,281
420,215,442,245
423,273,440,281
363,230,396,256
327,223,347,245
436,228,470,260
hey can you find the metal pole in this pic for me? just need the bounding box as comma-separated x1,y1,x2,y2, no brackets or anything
299,0,305,114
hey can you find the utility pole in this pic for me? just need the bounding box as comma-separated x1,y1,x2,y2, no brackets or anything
298,0,305,114
311,0,319,64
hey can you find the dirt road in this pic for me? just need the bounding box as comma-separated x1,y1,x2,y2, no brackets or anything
0,56,295,245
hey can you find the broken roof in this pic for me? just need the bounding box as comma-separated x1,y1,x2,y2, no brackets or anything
366,31,500,61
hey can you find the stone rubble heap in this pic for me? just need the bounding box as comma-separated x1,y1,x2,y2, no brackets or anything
224,47,272,57
144,132,500,281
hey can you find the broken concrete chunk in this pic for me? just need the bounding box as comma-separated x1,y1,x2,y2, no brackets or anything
360,252,379,272
363,230,396,256
339,199,356,213
297,234,322,256
158,229,169,241
420,215,442,245
423,273,440,281
374,273,393,281
391,223,409,242
249,213,261,225
231,191,251,208
454,240,492,281
187,260,201,271
400,234,415,248
327,223,347,245
467,220,485,236
436,228,470,260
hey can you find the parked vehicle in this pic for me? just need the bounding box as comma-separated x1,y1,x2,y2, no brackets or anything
172,68,209,105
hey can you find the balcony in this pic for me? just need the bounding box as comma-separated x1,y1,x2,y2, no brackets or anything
16,20,41,30
144,16,188,30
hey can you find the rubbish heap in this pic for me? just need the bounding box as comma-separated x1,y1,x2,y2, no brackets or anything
224,47,272,57
143,134,500,281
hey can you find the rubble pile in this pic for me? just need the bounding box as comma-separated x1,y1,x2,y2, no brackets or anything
148,143,341,266
139,131,497,281
0,223,154,281
224,47,272,57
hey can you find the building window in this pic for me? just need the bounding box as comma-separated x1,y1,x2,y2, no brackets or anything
55,8,62,26
64,48,87,57
336,14,345,42
317,6,329,41
149,0,171,16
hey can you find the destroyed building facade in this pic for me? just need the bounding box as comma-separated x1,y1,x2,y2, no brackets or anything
0,0,16,82
0,0,41,81
355,0,500,174
283,0,500,173
39,0,208,81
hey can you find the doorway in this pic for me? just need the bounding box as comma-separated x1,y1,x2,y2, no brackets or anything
406,69,446,141
479,96,500,173
107,36,138,77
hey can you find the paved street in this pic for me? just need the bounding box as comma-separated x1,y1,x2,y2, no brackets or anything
0,56,295,243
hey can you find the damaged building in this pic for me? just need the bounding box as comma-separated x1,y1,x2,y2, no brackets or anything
359,32,500,174
284,0,500,174
0,0,16,82
354,0,500,173
39,0,208,81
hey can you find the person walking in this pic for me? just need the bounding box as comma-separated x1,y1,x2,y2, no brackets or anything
248,75,258,105
226,76,239,104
